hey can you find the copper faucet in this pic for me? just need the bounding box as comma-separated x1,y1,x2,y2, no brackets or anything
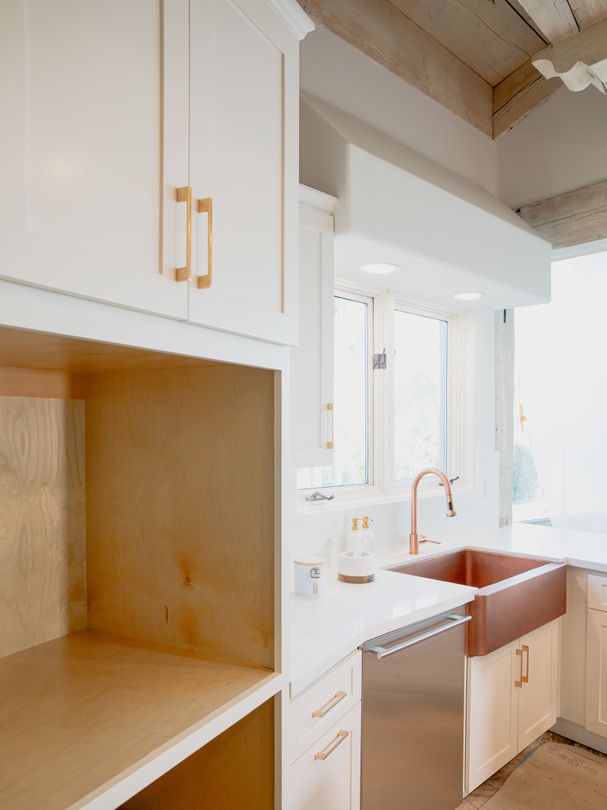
409,467,457,555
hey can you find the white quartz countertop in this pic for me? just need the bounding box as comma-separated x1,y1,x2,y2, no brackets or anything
288,522,607,695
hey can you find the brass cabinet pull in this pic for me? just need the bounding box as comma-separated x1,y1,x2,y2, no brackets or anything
326,403,334,449
175,186,192,282
521,644,529,684
515,644,529,688
196,197,213,289
314,729,349,761
312,690,347,718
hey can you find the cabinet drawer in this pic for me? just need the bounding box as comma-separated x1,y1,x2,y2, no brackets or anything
287,702,361,810
588,574,607,612
288,651,361,763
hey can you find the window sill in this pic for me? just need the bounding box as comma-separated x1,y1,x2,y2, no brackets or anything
296,483,473,516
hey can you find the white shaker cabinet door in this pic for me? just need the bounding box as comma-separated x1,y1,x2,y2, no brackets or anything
187,0,299,345
0,0,189,318
288,703,361,810
291,189,336,468
466,641,519,793
517,621,559,750
586,608,607,737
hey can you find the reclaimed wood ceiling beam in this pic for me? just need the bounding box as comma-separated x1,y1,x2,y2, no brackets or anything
517,180,607,248
298,0,493,135
569,0,607,29
493,59,561,137
509,0,579,42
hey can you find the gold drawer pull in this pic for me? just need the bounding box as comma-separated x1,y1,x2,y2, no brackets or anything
515,645,530,688
326,403,334,450
196,197,213,289
314,729,349,761
175,186,192,282
312,690,347,718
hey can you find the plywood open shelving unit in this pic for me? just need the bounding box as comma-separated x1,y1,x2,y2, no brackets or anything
0,327,279,809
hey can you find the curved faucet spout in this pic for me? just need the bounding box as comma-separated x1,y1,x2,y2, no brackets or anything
409,467,457,555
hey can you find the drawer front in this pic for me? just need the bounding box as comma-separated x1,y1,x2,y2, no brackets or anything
288,651,361,763
287,703,361,810
588,574,607,612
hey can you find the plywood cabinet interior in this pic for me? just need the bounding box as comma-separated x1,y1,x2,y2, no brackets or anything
466,620,560,793
0,326,278,809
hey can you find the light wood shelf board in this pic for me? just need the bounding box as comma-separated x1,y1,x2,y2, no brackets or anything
0,630,274,810
0,326,221,374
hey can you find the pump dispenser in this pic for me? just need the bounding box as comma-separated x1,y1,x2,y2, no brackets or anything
346,517,365,556
360,516,375,556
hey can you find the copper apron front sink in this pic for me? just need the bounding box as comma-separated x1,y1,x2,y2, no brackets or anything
389,549,566,656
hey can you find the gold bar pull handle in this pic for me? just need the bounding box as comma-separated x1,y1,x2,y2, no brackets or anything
175,186,192,282
521,644,529,684
312,690,347,719
196,197,213,289
326,403,334,450
515,647,523,688
314,730,349,761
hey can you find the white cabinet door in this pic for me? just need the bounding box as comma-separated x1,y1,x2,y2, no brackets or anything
188,0,299,345
0,0,189,319
288,703,361,810
586,608,607,737
292,188,336,467
467,641,519,793
518,621,559,750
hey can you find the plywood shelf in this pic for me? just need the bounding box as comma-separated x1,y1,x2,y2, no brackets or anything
0,630,276,810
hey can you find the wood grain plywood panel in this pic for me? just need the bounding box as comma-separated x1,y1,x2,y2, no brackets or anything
0,630,273,810
0,395,86,657
122,699,274,810
85,365,275,669
0,325,217,373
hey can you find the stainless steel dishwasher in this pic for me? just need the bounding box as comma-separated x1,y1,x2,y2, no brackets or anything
361,611,471,810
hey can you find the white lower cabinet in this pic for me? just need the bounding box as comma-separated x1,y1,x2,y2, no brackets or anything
288,703,361,810
287,651,361,810
586,578,607,736
466,620,560,793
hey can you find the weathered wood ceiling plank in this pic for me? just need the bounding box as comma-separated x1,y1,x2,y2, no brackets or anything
509,0,579,42
518,180,607,248
389,0,545,84
569,0,607,30
493,59,561,137
299,0,493,134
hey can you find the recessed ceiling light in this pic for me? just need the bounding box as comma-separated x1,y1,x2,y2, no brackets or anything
453,291,483,301
358,263,400,275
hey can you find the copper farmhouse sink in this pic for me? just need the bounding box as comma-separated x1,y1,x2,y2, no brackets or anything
389,549,566,656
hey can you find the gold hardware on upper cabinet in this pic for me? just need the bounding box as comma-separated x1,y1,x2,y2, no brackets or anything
326,402,334,449
175,186,192,282
515,645,530,688
196,197,213,289
521,644,529,684
312,690,347,719
314,729,349,761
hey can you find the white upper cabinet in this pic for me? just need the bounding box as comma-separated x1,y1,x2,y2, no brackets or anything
188,0,303,344
0,0,312,342
0,0,190,319
292,186,337,467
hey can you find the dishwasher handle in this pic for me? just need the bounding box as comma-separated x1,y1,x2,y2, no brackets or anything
365,613,471,660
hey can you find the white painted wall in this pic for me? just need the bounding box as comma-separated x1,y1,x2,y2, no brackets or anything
300,27,500,196
498,86,607,208
295,28,505,568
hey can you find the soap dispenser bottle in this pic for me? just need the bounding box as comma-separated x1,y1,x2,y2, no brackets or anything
361,516,375,556
347,517,365,557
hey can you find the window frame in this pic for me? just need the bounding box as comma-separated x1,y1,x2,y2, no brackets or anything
296,286,468,507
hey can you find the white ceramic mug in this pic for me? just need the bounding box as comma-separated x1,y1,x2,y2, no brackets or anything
294,557,327,597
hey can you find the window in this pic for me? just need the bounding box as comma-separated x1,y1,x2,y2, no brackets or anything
394,309,448,481
296,293,372,489
297,289,456,498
